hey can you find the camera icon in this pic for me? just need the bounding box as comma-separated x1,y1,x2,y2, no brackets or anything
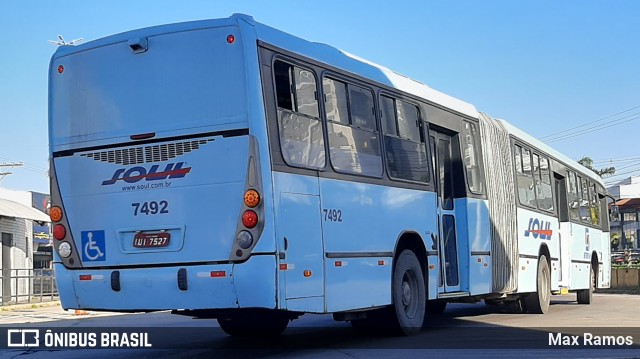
7,329,40,347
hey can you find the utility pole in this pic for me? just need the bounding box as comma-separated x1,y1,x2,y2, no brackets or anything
0,162,23,184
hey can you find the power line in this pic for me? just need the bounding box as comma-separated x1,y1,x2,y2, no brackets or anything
606,167,640,179
0,162,24,184
0,157,48,174
592,156,640,166
539,105,640,140
544,113,640,144
604,166,640,186
612,162,640,172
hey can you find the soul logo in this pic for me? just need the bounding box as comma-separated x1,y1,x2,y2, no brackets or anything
524,218,553,240
102,162,191,186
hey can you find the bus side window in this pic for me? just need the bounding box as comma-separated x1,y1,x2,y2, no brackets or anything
578,176,591,223
381,96,430,183
323,77,382,177
380,96,397,136
590,182,600,226
515,145,536,207
461,121,483,194
274,60,325,169
567,171,580,221
536,155,554,212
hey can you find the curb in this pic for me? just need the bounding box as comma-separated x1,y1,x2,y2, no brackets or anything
0,300,61,312
596,289,640,295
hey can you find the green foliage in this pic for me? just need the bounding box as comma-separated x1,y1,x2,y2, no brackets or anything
577,156,615,177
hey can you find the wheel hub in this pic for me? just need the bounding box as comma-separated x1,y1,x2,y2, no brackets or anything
402,281,412,306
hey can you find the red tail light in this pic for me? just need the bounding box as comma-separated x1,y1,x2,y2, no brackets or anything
53,224,66,240
242,210,258,229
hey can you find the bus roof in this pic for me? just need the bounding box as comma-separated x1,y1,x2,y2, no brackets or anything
51,13,478,120
52,14,597,185
248,15,478,119
497,118,604,186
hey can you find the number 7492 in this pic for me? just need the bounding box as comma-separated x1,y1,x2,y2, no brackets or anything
323,208,342,222
132,201,169,216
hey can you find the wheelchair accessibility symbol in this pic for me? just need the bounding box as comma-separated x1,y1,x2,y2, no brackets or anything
81,230,106,261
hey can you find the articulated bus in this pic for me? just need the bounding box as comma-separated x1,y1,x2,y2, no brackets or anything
48,14,611,335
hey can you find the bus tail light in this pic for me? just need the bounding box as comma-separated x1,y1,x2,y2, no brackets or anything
236,230,253,249
230,137,265,262
53,224,66,240
244,189,260,208
241,210,258,229
50,162,82,268
50,206,63,222
58,242,72,258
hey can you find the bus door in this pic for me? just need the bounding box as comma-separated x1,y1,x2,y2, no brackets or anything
554,173,571,288
430,131,461,293
277,190,325,309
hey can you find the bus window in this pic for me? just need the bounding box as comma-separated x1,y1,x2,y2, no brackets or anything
515,145,536,207
567,171,580,221
590,182,600,226
382,97,429,183
536,155,554,212
323,77,349,125
532,153,540,179
461,121,483,194
274,61,325,169
396,100,421,143
578,176,590,223
380,96,397,136
349,85,376,130
323,78,382,176
514,145,523,174
294,67,319,118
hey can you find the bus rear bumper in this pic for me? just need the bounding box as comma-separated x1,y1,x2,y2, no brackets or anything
54,255,277,311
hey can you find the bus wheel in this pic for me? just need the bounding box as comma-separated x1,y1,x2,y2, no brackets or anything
217,310,289,337
390,250,426,335
576,265,595,304
523,255,551,314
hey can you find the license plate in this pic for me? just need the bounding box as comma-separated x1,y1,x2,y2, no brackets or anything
133,232,170,248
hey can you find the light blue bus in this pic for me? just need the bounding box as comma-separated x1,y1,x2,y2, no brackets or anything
48,14,611,336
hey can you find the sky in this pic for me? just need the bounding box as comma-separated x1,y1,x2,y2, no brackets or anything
0,1,638,194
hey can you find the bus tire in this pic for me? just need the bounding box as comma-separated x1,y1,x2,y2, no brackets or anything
523,255,551,314
576,265,595,304
217,310,289,337
390,249,426,335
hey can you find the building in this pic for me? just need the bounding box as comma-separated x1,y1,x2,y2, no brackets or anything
0,188,51,303
607,176,640,250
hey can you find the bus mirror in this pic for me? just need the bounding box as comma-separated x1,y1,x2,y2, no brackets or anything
610,205,620,222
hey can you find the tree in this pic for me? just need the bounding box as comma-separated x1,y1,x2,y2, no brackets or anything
577,156,615,178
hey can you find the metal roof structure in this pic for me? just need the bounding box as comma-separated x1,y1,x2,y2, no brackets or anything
0,198,50,222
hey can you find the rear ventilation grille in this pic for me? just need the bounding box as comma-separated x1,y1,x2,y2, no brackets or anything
80,139,214,165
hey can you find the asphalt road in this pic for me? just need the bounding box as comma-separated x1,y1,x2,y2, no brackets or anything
2,293,640,358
